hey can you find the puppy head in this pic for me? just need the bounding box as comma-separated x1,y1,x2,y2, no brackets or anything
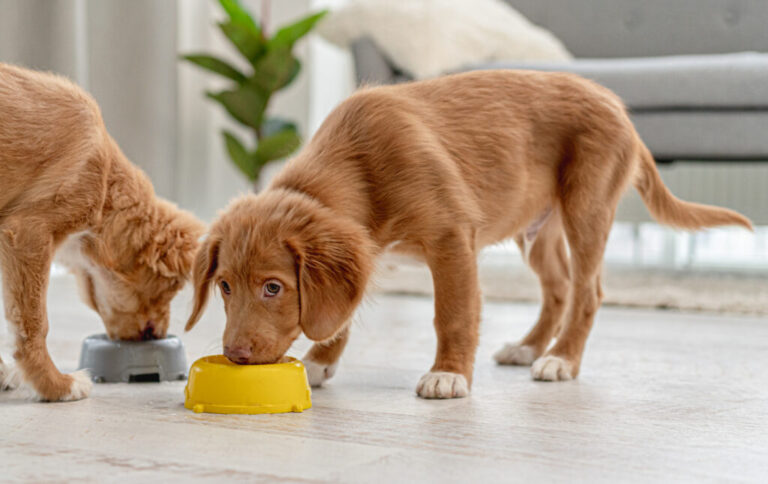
74,200,205,340
185,190,374,365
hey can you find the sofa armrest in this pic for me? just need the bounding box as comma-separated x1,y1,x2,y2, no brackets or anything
351,37,412,86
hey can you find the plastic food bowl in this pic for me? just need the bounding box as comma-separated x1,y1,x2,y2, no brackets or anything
77,334,188,383
184,355,312,414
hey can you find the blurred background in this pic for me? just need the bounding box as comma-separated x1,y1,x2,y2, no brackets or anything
1,0,766,314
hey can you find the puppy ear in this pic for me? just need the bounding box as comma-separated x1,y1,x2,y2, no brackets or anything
185,237,220,331
288,219,374,342
153,233,200,280
148,211,206,280
80,233,116,270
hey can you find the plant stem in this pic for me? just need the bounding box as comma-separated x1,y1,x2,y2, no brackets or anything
261,0,271,38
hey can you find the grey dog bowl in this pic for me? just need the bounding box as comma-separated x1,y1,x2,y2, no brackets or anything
78,334,188,383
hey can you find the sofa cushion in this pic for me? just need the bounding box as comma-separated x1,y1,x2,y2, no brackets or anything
504,0,768,58
468,52,768,110
632,111,768,159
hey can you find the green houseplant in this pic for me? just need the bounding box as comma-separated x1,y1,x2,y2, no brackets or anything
183,0,326,189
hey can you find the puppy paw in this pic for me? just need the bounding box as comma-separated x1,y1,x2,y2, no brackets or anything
302,358,339,387
416,371,469,399
50,370,93,402
493,343,538,366
531,355,574,381
0,362,22,391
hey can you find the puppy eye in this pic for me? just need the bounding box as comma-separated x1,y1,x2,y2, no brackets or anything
220,280,231,295
263,281,282,297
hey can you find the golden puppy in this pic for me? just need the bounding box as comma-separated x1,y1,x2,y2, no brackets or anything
186,70,751,399
0,63,205,401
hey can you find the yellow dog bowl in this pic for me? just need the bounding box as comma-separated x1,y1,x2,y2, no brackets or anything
184,355,312,414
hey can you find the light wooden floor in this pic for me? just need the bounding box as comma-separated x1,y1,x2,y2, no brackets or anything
1,275,767,483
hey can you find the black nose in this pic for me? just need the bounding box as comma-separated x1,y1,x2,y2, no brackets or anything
140,322,156,341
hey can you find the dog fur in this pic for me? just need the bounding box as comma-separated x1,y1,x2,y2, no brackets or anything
186,70,751,398
0,62,205,401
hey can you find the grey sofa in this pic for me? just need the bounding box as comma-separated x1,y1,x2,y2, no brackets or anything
351,0,768,162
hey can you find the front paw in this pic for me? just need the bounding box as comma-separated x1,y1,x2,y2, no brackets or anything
531,355,574,381
416,371,469,399
493,342,538,366
302,358,339,387
38,370,93,402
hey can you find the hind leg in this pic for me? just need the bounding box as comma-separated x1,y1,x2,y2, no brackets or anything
1,219,91,401
495,211,570,366
0,354,22,390
531,203,614,381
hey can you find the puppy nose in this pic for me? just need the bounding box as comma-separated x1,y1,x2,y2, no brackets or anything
224,345,253,364
140,322,156,341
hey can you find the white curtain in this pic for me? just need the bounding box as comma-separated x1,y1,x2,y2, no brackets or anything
1,0,179,200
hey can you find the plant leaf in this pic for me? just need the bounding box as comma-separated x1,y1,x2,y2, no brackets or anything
262,117,298,138
268,10,327,51
207,85,268,130
218,0,260,34
254,127,301,165
222,130,257,180
219,21,265,62
249,48,301,93
279,57,301,90
182,54,246,82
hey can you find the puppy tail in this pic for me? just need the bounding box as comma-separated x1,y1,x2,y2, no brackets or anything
633,141,752,231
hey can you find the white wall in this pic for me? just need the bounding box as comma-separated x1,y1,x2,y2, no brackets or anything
0,0,180,201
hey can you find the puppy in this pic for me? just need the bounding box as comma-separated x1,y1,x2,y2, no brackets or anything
0,63,205,401
185,70,751,399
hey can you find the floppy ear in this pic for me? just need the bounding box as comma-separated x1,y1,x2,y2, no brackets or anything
185,237,220,331
80,232,116,270
153,233,201,280
288,219,375,342
146,211,206,279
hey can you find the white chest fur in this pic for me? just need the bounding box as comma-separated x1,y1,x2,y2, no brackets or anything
55,231,92,271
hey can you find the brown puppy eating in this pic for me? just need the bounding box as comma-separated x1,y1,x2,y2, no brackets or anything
0,63,205,401
185,70,751,399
